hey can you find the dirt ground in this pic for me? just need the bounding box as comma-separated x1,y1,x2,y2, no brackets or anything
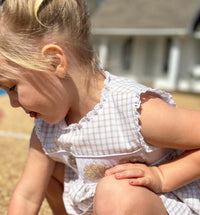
0,92,200,215
0,95,52,215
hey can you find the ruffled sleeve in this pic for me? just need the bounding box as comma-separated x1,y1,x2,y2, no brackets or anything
132,83,176,152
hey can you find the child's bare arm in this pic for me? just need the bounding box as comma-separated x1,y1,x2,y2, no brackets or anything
139,92,200,150
157,149,200,192
105,149,200,194
7,128,55,215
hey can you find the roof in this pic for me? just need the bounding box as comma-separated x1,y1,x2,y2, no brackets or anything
91,0,200,35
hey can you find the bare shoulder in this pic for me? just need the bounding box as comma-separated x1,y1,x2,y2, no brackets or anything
138,92,177,124
138,92,200,149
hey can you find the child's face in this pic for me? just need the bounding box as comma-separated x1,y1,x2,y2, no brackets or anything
0,70,72,124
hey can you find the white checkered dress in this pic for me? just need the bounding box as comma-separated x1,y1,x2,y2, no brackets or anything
35,72,200,215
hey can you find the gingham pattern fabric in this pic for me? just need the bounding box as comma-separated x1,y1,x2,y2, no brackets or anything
35,72,200,215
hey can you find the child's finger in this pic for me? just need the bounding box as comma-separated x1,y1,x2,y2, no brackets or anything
114,168,144,179
105,164,133,176
129,176,151,187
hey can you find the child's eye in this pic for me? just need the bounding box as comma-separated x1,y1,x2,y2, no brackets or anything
9,85,16,91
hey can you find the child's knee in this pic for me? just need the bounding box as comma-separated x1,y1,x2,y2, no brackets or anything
94,175,117,215
94,175,136,215
94,175,164,215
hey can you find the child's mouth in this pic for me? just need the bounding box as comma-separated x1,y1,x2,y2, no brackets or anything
29,111,38,119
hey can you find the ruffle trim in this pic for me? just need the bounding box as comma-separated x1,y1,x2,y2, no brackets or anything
59,71,111,131
133,87,176,153
34,118,43,141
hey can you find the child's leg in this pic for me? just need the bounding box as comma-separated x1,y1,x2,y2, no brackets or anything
94,175,168,215
45,162,68,215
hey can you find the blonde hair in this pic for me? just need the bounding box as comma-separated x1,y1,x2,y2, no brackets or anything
0,0,97,76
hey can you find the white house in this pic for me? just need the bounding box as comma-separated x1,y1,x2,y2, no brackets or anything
90,0,200,92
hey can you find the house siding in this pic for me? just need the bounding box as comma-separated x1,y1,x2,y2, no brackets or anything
91,0,200,92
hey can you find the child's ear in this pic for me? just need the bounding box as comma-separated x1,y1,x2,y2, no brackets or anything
41,44,67,78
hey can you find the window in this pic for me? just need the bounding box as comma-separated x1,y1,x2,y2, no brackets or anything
163,38,172,74
122,37,134,71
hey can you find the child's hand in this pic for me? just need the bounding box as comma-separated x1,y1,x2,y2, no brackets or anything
105,163,164,194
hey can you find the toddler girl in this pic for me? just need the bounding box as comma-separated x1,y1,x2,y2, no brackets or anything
0,0,200,215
